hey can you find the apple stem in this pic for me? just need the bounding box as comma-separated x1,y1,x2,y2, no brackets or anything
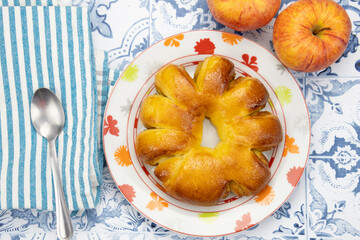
312,27,332,35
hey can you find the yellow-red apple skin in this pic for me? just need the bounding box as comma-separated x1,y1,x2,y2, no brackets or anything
273,0,351,72
207,0,281,31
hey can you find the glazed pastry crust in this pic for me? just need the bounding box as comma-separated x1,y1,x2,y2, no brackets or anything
135,55,283,206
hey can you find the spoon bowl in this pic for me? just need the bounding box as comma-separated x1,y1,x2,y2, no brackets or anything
31,88,65,141
31,88,73,240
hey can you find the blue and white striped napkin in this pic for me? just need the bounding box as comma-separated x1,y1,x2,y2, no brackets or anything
0,0,54,6
0,2,117,211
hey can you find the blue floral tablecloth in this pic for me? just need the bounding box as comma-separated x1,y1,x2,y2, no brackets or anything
1,0,360,239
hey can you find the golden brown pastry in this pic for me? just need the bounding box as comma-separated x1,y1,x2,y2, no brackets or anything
135,55,283,206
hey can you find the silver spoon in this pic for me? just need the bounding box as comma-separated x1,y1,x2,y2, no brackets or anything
30,88,73,240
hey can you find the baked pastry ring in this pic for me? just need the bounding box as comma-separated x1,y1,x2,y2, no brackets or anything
135,55,283,206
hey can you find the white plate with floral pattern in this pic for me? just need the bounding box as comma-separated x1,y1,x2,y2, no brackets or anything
103,30,310,237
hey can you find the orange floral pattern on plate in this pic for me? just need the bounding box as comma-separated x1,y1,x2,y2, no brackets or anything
254,185,275,206
119,184,136,202
234,212,251,232
222,32,243,45
146,192,168,211
287,166,304,187
283,135,300,157
114,145,132,166
164,33,184,47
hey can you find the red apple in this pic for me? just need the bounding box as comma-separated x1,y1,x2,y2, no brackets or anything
207,0,281,31
273,0,351,72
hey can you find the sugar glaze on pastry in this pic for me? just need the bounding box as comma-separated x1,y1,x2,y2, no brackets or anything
135,55,283,206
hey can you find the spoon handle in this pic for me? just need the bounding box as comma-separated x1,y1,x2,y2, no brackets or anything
49,140,73,240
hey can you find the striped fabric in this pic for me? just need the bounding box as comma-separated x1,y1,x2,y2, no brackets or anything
95,51,120,168
95,50,108,151
0,0,53,6
0,6,102,211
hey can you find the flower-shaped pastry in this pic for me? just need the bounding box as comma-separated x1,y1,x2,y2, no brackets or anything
135,55,283,206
